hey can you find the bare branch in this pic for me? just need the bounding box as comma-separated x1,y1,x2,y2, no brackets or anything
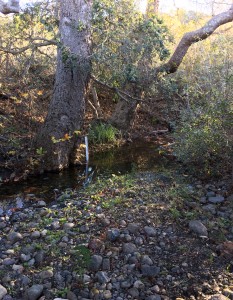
0,39,57,55
157,3,233,75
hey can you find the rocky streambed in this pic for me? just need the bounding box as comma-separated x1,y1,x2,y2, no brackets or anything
0,171,233,300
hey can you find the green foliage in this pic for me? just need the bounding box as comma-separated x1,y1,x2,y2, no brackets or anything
92,0,172,91
88,122,119,144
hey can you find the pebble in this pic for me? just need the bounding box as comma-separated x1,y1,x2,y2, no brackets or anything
95,271,110,284
141,265,160,277
25,284,43,300
106,228,120,242
0,285,7,300
122,243,137,254
144,226,157,237
89,255,103,271
208,195,225,204
7,232,23,243
189,220,208,237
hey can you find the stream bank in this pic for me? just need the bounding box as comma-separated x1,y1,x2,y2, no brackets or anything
0,167,232,300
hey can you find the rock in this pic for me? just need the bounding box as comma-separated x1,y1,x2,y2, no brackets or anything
135,237,144,245
31,231,41,239
25,284,43,300
88,239,105,252
127,223,140,234
133,280,145,289
128,288,139,298
63,223,75,230
223,288,233,299
102,258,111,271
144,226,157,237
53,298,68,300
122,243,137,254
217,241,233,259
208,195,225,204
39,269,53,280
2,258,15,265
7,232,23,243
106,228,120,242
95,271,110,284
141,265,160,277
34,250,45,266
103,290,112,299
67,291,78,300
141,255,153,265
209,295,230,300
145,296,161,300
202,204,216,214
0,285,7,300
89,255,103,271
36,201,46,207
189,220,208,237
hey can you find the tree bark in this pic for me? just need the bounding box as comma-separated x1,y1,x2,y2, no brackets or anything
0,0,19,14
157,3,233,75
35,0,92,171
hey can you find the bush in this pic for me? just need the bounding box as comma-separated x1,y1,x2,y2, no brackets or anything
88,122,119,144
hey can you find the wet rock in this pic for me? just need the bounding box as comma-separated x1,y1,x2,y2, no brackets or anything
7,232,23,243
122,243,137,254
106,228,120,242
0,284,7,300
89,255,103,271
144,226,157,237
25,284,43,300
95,271,110,284
141,265,160,277
208,195,225,204
189,220,208,237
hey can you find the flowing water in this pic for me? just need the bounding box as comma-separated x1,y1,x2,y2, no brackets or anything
0,140,171,212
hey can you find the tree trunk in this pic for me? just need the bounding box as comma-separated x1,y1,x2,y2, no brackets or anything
34,0,92,171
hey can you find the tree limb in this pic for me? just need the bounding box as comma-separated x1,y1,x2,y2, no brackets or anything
157,3,233,75
0,39,57,55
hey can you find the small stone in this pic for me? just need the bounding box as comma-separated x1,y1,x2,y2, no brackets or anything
63,223,75,230
141,255,153,265
25,284,43,300
20,253,31,262
31,231,41,239
202,204,216,214
7,232,23,243
51,221,60,229
67,291,78,300
144,226,157,237
83,274,91,284
103,290,112,299
39,269,53,280
95,271,110,284
209,295,230,300
12,264,24,273
79,224,89,233
208,195,225,204
122,243,137,254
141,265,160,277
34,251,45,266
134,280,144,289
135,237,144,245
127,223,140,234
0,284,7,300
189,220,208,237
2,258,15,265
145,295,161,300
89,255,103,271
223,288,233,299
102,258,111,271
207,191,216,197
36,201,46,207
121,281,132,288
128,288,139,298
106,228,120,242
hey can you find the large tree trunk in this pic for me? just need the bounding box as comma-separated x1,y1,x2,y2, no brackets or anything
35,0,92,171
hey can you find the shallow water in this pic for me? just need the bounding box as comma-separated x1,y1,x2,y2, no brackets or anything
0,140,170,203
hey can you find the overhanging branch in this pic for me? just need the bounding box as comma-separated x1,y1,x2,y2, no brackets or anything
156,4,233,75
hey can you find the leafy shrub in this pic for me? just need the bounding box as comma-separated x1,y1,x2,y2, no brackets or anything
88,122,119,144
173,98,233,176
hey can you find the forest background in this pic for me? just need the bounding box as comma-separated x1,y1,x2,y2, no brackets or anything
0,0,232,181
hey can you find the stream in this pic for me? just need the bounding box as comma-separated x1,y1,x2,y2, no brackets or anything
0,140,171,212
